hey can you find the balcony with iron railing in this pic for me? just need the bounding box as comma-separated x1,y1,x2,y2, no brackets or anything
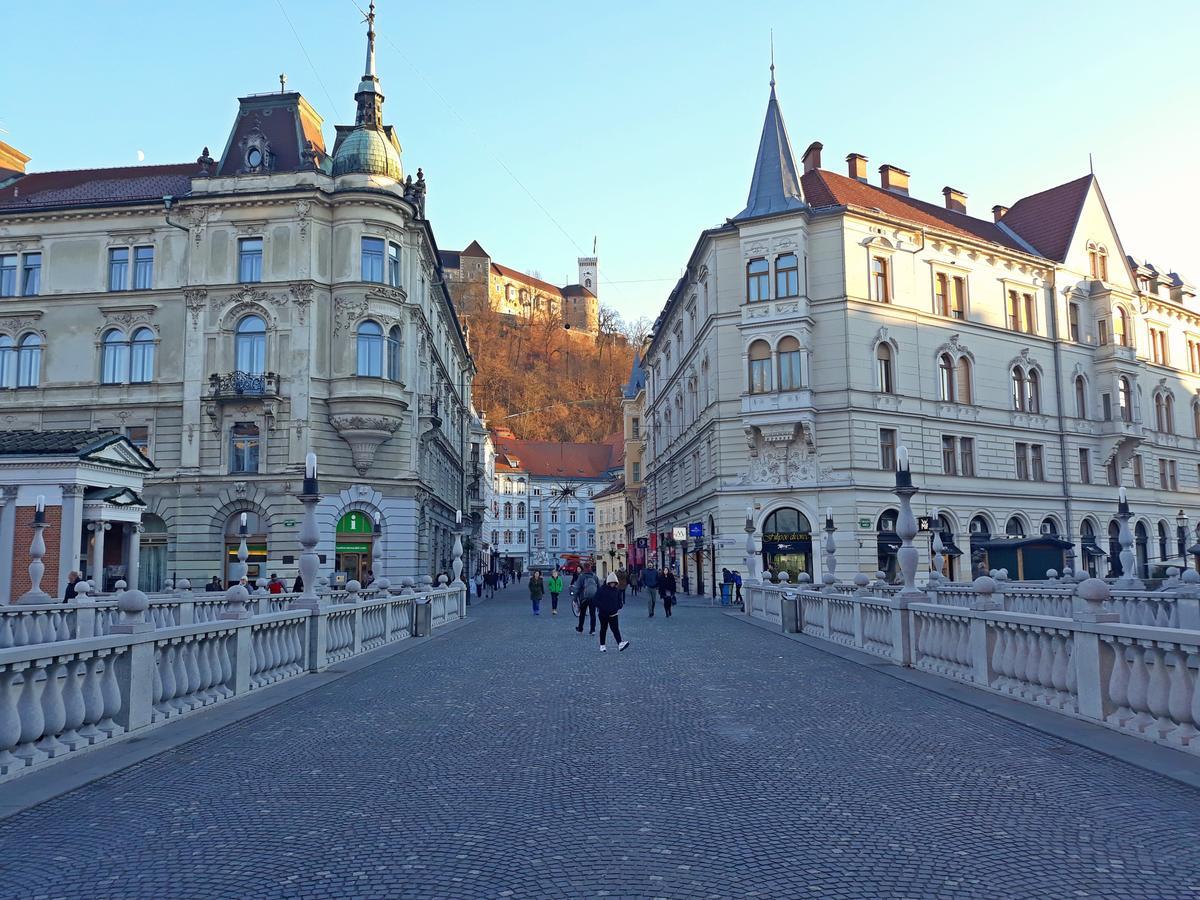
208,371,280,400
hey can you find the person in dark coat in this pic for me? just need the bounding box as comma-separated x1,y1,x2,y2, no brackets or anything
595,572,629,652
64,571,81,602
660,568,677,618
528,570,545,616
292,574,304,593
642,566,659,617
206,576,224,592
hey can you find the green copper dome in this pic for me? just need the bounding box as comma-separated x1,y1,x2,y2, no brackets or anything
332,128,402,181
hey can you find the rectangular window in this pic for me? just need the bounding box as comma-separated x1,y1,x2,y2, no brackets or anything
960,437,975,477
387,242,401,287
934,273,949,317
1160,458,1170,490
1133,454,1144,488
749,357,771,394
872,256,890,302
1107,459,1119,487
0,254,15,297
124,425,150,457
21,253,40,296
775,253,799,298
569,533,577,549
569,509,577,524
1101,393,1112,422
587,509,594,524
133,246,154,290
550,509,558,524
1188,339,1200,374
1022,293,1035,334
1098,319,1110,346
108,248,129,291
632,461,641,482
1170,460,1179,491
746,258,769,302
879,428,897,471
779,348,802,391
1031,444,1044,481
362,237,385,283
950,276,966,319
632,417,640,439
532,509,540,525
238,238,263,283
1078,448,1091,484
941,436,958,475
1068,303,1080,342
1007,290,1021,331
1015,442,1029,480
229,422,261,474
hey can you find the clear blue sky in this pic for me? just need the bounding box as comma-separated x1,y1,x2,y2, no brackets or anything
3,1,1197,322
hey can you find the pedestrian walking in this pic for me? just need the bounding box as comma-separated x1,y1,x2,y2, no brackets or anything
661,568,677,618
630,569,642,596
642,566,659,617
547,567,564,615
596,572,629,652
573,564,600,635
733,569,743,607
528,570,545,615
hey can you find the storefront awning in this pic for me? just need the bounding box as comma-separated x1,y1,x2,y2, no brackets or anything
1082,539,1107,558
977,536,1074,551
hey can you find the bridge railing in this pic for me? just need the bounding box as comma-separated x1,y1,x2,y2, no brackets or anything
743,578,1200,759
0,584,467,783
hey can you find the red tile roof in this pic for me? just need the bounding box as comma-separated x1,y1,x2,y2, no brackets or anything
490,262,565,299
492,434,619,479
800,168,1027,252
995,175,1093,262
0,163,196,211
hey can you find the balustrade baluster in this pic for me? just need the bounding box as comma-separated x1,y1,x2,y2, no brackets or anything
58,659,86,749
1146,645,1174,738
0,666,21,773
97,651,121,735
194,637,214,704
78,657,104,741
217,634,234,697
1164,649,1196,746
12,616,30,649
1010,630,1030,696
1036,632,1055,704
0,616,13,650
183,638,202,708
1050,635,1070,708
955,621,970,673
1126,644,1154,732
36,660,67,757
1106,639,1133,726
15,663,46,763
991,628,1009,690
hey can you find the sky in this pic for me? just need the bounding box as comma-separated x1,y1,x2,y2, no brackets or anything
2,1,1198,323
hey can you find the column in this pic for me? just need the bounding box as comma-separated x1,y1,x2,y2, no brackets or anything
89,520,108,589
126,523,143,592
0,487,16,603
58,484,86,596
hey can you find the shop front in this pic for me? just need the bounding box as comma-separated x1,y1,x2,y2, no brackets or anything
224,511,268,586
760,507,813,582
335,510,375,584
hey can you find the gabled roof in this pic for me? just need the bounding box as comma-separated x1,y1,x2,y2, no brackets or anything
995,175,1093,262
0,163,196,212
0,430,157,471
491,433,619,479
461,240,490,258
733,83,804,221
85,486,146,506
801,168,1027,251
592,477,626,501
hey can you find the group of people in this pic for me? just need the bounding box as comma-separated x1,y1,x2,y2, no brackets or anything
524,564,630,652
472,569,522,599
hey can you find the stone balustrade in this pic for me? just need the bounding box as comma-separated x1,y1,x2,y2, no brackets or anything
744,579,1200,758
0,585,465,783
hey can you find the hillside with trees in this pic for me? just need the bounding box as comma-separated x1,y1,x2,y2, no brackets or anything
465,301,647,443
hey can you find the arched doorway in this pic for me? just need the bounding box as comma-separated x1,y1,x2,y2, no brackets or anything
760,508,812,582
225,511,268,586
929,513,960,582
877,509,900,582
336,510,375,584
1080,519,1102,577
968,515,991,577
1134,521,1149,580
1107,520,1122,577
140,513,168,592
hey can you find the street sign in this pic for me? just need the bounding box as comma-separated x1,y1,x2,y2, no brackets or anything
918,516,933,532
858,517,872,530
636,537,648,549
284,520,297,527
688,522,704,538
672,526,687,541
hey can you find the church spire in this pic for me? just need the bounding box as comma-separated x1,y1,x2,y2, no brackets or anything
733,56,804,221
354,0,384,129
364,1,377,78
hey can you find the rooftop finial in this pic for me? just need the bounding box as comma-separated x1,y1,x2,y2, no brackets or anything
769,29,776,90
363,0,377,78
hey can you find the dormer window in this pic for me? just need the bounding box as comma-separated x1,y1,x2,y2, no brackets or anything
247,147,263,169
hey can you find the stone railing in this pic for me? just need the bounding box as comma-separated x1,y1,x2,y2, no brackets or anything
744,577,1200,758
0,584,466,783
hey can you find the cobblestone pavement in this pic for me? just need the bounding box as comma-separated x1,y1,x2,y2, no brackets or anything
2,585,1200,899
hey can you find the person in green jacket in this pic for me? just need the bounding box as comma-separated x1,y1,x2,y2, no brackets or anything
546,568,564,615
529,569,545,616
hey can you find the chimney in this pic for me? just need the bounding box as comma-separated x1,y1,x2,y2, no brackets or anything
802,141,823,174
992,205,1009,223
942,186,967,214
879,164,909,195
846,153,868,182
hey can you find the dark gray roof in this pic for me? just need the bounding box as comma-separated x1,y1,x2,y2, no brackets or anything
733,83,804,221
439,250,461,269
0,429,121,455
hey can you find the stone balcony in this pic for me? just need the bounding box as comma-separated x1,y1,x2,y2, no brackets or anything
208,371,280,400
741,388,814,417
327,376,410,475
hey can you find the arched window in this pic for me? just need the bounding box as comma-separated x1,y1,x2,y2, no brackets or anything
1040,517,1059,536
517,530,525,543
516,502,526,518
503,502,513,520
1135,521,1149,579
778,336,802,391
235,315,266,374
491,501,498,516
491,530,498,545
1011,367,1026,410
1158,521,1170,564
1193,402,1200,438
101,329,129,384
748,340,771,393
386,326,402,381
1006,516,1025,537
970,516,991,537
1118,376,1133,423
876,344,894,394
504,530,513,543
1158,393,1175,434
130,327,155,383
1026,370,1041,413
1114,307,1129,347
17,333,41,387
1155,394,1166,432
1074,375,1087,418
0,335,14,389
356,320,384,376
938,353,955,402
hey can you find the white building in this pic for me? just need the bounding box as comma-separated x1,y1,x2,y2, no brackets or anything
643,69,1199,587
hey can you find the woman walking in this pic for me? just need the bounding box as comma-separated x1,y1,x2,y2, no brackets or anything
528,570,545,616
595,572,629,652
661,568,677,618
547,567,564,615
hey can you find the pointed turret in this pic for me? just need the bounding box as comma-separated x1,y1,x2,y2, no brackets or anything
331,0,403,181
733,63,804,221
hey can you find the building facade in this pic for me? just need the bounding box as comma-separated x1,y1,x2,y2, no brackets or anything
593,477,626,578
0,9,477,589
643,72,1199,587
621,352,649,571
440,241,600,335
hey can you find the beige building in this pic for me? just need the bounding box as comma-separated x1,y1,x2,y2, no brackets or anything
440,241,600,335
621,352,649,570
644,69,1199,588
593,477,626,579
0,9,477,589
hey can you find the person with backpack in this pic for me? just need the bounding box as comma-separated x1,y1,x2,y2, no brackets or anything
595,572,630,652
528,569,545,616
573,563,600,635
661,568,677,618
642,565,659,617
547,567,564,615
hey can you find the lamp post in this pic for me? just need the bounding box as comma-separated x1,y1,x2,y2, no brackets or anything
291,452,322,610
1114,485,1143,589
608,541,615,578
1176,509,1188,563
822,506,838,590
929,506,944,586
232,511,249,584
893,447,923,600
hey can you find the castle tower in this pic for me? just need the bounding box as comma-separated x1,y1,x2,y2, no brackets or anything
577,255,598,296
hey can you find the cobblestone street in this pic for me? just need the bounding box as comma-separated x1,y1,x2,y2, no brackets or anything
2,583,1199,899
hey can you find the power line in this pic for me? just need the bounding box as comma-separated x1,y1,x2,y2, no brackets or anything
274,0,346,124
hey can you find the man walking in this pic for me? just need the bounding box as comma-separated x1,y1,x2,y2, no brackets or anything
573,563,600,635
595,572,629,652
642,565,659,617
